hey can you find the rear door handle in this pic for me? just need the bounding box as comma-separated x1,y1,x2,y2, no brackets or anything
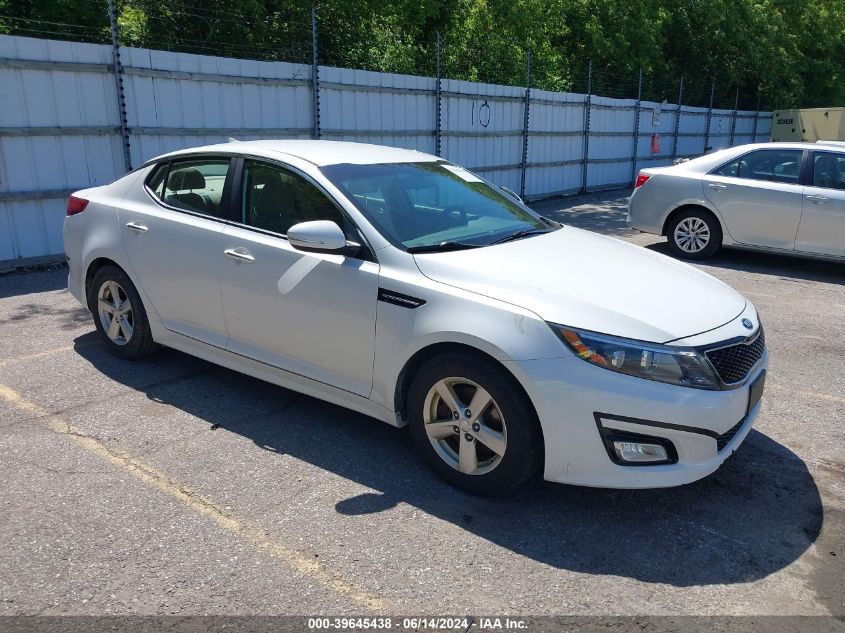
125,221,149,233
707,183,727,191
806,194,828,204
224,247,255,263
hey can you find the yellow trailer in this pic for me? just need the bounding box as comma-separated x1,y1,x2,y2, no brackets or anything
771,107,845,142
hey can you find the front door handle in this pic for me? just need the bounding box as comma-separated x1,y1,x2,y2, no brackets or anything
806,194,828,204
125,221,149,233
224,247,255,263
707,183,727,191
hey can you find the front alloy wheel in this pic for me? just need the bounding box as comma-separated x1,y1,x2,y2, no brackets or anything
423,377,507,476
407,353,542,495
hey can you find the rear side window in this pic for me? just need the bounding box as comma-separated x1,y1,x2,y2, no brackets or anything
712,149,803,184
812,152,845,190
161,158,231,218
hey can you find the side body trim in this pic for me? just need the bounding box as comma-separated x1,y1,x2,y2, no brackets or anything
377,288,426,309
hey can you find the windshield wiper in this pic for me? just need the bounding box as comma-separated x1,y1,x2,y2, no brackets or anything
490,228,551,245
406,241,483,254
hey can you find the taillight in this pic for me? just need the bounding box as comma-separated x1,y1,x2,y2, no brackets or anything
66,195,88,216
634,173,651,189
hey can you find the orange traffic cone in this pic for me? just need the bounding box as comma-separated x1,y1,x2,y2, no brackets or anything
651,133,661,154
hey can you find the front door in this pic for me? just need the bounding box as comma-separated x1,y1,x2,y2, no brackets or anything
703,148,805,250
219,159,379,396
796,151,845,257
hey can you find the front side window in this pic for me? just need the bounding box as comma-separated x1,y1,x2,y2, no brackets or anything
812,152,845,190
320,161,550,250
712,150,803,184
162,158,231,217
241,160,345,235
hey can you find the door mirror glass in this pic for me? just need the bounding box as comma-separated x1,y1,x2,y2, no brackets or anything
288,220,348,253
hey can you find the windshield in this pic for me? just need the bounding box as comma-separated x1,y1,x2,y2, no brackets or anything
320,161,552,250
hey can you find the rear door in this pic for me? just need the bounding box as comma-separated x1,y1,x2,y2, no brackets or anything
702,148,805,250
120,156,235,347
795,150,845,257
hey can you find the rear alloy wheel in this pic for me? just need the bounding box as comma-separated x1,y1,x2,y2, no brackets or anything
407,354,542,495
88,264,157,359
666,209,722,260
97,280,134,346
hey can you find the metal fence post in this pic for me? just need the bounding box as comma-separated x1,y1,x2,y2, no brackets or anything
311,3,320,140
580,60,592,194
630,68,643,185
703,80,715,152
672,77,683,161
435,32,442,157
108,0,131,171
751,87,761,142
519,49,531,198
729,87,739,146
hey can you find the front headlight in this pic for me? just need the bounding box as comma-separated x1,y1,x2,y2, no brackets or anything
550,324,720,390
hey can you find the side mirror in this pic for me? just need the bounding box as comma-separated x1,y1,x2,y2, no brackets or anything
288,220,349,254
499,185,524,204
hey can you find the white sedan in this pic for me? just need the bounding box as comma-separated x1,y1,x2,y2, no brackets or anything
64,140,767,494
628,142,845,261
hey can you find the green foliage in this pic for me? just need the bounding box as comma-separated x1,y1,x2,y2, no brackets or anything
1,0,842,107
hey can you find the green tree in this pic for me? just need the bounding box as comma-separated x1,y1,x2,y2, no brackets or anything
1,0,842,107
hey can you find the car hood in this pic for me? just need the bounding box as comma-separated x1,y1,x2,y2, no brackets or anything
412,226,746,343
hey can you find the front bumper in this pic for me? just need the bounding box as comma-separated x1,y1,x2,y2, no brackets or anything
506,347,767,489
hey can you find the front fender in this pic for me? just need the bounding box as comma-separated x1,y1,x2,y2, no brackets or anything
370,268,564,414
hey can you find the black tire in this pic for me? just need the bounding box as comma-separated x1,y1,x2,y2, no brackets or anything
87,264,157,360
665,207,723,260
407,353,543,495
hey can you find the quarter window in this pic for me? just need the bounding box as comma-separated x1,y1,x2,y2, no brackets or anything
162,158,231,217
812,152,845,190
712,149,803,184
146,163,168,198
241,160,345,235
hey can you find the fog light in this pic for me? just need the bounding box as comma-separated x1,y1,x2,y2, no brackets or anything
613,441,669,463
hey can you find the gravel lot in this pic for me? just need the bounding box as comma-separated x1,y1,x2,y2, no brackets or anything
0,191,842,619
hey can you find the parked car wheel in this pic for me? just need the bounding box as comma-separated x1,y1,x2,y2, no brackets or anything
407,353,542,495
666,208,723,260
88,264,157,359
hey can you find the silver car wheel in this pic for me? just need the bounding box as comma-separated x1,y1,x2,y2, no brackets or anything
673,217,711,253
97,280,134,346
423,377,507,476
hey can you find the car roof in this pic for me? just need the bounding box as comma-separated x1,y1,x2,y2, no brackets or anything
721,142,844,152
151,139,440,167
658,141,844,174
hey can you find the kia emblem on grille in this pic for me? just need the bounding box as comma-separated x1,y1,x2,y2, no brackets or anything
742,318,754,330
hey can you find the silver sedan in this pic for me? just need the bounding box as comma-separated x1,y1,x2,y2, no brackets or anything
627,142,845,261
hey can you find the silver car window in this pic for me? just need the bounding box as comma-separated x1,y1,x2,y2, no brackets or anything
812,152,845,190
712,149,803,184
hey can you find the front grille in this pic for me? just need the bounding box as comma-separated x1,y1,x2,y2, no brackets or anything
716,418,746,451
705,327,765,384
